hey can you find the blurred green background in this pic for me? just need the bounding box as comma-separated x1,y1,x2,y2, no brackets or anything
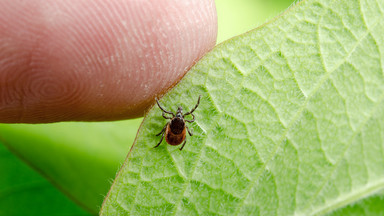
0,0,295,215
216,0,295,43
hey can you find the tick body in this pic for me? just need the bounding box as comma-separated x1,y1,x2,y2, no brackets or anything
154,95,201,150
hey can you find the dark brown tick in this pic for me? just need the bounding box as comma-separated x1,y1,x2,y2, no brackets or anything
154,95,201,150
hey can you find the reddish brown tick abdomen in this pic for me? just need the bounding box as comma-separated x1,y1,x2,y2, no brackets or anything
165,124,186,146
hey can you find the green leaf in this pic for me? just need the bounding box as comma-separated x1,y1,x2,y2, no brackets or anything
0,1,292,213
0,142,90,215
0,119,141,213
101,0,384,215
326,190,384,216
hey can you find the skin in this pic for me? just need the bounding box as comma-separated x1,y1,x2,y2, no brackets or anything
0,0,217,123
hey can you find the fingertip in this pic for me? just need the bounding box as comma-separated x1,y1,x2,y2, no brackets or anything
0,0,217,122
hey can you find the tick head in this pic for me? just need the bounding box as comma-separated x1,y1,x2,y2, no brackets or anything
176,106,183,118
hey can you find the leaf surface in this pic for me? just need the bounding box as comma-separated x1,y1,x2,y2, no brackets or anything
101,0,384,215
0,142,91,215
0,119,141,213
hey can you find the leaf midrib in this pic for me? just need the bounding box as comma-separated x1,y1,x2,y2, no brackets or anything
311,178,384,216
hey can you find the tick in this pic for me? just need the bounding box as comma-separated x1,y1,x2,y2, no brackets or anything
154,95,201,150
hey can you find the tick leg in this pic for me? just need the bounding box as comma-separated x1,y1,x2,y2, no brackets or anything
154,131,165,148
156,124,168,136
179,137,187,151
186,125,193,136
156,98,175,117
162,112,173,119
184,95,201,116
154,124,168,148
185,113,195,123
